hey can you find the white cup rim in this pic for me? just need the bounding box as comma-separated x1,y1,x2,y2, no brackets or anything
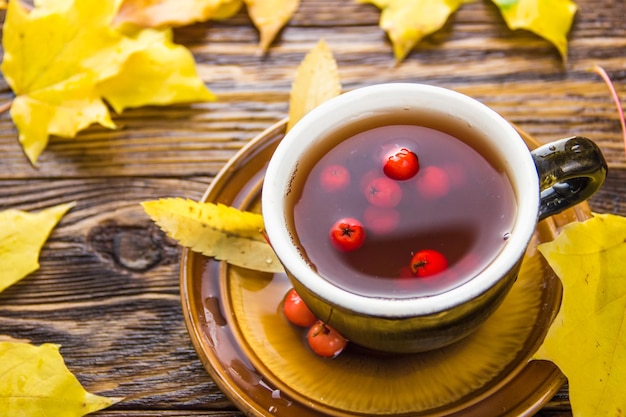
262,83,539,318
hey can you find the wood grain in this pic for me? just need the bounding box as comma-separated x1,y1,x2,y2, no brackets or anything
0,0,625,415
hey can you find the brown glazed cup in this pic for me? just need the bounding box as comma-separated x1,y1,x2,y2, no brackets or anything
261,83,607,354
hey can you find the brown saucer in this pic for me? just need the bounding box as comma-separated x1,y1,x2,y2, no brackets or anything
181,119,588,416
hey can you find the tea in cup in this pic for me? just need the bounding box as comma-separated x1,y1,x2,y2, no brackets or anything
262,83,607,354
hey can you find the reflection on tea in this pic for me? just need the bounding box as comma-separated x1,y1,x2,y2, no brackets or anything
291,124,517,298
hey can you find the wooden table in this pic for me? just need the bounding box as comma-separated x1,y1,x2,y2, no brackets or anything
1,1,624,415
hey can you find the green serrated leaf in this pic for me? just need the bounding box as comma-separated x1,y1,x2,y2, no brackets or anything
491,0,518,7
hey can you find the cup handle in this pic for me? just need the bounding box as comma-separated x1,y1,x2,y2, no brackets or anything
531,136,608,221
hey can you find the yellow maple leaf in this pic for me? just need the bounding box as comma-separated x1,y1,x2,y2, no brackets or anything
115,0,243,27
535,213,626,417
0,342,122,415
287,39,342,132
142,198,284,273
491,0,577,60
360,0,465,62
243,0,300,52
0,202,75,293
0,0,214,165
98,27,216,113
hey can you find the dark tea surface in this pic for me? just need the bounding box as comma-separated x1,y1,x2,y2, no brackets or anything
292,125,517,298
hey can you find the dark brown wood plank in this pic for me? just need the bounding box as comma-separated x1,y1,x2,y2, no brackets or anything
1,79,623,179
0,178,228,410
0,0,623,179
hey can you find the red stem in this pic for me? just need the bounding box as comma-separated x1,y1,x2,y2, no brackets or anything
592,65,626,158
0,100,12,114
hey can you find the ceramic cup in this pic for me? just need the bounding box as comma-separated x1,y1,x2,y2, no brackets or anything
262,83,607,354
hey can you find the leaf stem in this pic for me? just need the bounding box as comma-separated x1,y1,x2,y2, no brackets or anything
0,100,13,115
592,65,626,158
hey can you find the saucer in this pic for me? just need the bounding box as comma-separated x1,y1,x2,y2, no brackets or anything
180,118,589,416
